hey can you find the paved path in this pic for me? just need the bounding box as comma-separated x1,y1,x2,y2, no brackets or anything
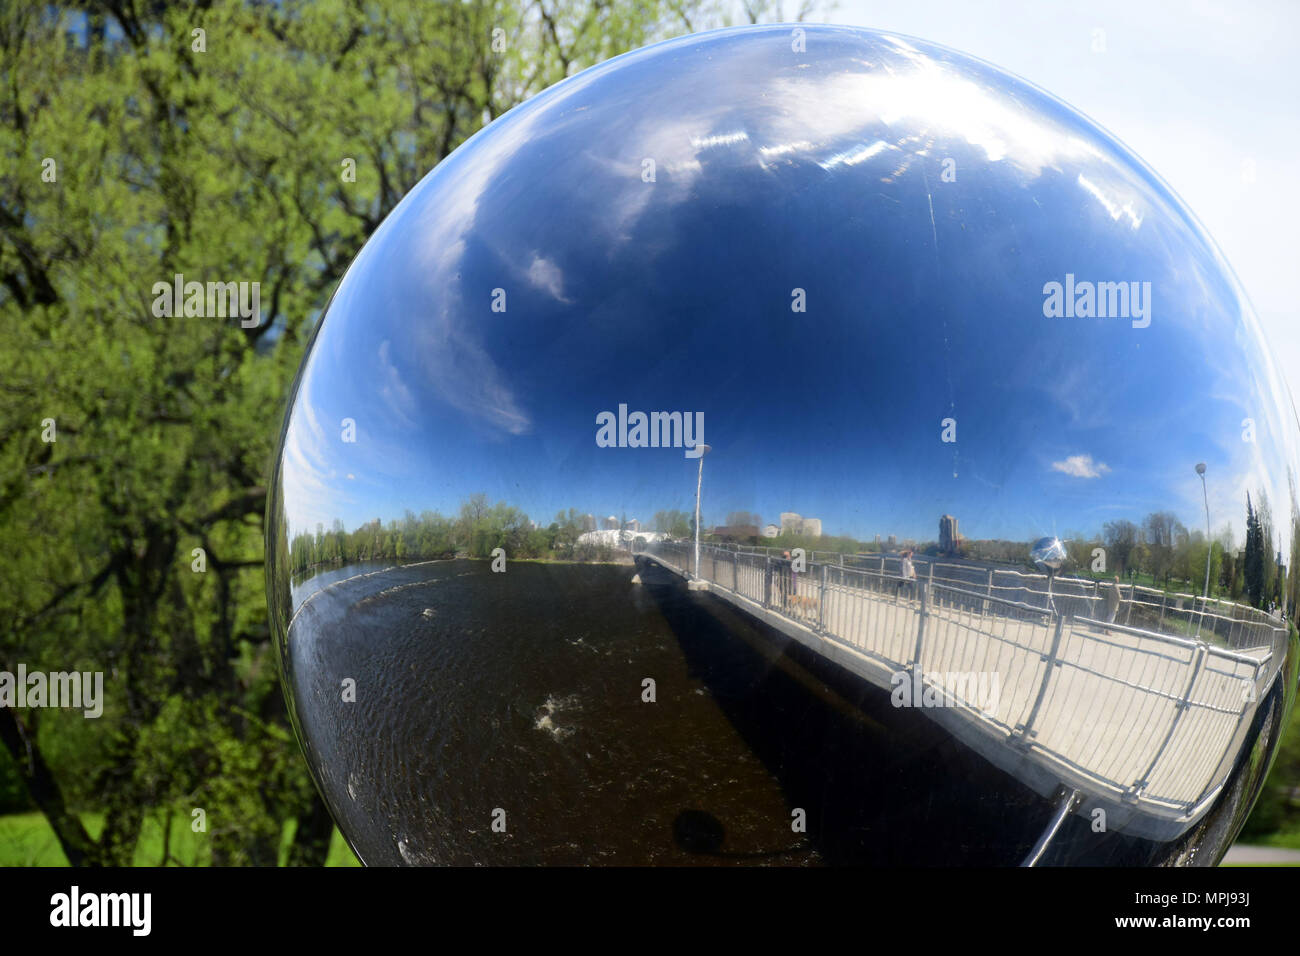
1222,844,1300,865
645,549,1273,843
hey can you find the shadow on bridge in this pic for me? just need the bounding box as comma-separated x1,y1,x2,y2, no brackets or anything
636,558,1221,865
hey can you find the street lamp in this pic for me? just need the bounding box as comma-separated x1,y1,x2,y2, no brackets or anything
1196,462,1211,638
692,444,712,580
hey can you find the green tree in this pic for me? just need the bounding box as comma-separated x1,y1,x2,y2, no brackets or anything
1103,519,1139,575
653,509,691,537
1,0,755,867
1143,511,1184,585
1245,493,1267,609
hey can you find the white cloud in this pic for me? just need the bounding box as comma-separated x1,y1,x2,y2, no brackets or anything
526,255,569,302
1052,454,1112,478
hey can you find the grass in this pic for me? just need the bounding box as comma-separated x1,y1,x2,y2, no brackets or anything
1251,823,1300,850
2,808,1294,865
0,811,360,867
1222,862,1298,866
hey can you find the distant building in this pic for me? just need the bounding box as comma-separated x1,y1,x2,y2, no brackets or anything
583,514,596,532
577,528,667,549
940,515,960,555
624,518,639,532
712,524,759,542
604,515,619,530
887,535,897,549
778,511,822,537
762,524,780,538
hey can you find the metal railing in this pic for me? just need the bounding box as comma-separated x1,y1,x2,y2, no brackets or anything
692,542,1284,653
642,540,1280,837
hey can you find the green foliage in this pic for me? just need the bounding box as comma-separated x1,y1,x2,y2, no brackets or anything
1242,492,1283,612
1240,675,1300,843
0,748,31,814
653,509,691,538
286,496,634,571
0,809,360,866
0,0,759,866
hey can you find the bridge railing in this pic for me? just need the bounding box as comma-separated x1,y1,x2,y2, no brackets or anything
642,540,1276,835
684,541,1284,653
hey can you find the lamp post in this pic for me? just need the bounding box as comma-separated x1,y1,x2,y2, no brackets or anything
692,444,712,580
1196,462,1211,638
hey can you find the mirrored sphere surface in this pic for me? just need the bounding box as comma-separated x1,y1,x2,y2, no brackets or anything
1031,537,1068,573
267,25,1300,865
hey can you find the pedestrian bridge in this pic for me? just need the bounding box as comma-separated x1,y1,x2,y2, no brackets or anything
637,541,1287,843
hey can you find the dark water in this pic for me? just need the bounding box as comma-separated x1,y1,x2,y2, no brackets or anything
285,558,1199,865
290,559,822,864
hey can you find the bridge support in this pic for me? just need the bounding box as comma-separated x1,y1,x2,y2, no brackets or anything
1021,787,1083,867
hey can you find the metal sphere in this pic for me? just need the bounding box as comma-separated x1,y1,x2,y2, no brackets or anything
1031,537,1068,573
266,25,1300,865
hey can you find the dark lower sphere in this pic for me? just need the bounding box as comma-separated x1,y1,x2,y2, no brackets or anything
266,25,1299,865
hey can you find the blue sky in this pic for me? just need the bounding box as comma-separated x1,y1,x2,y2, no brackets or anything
276,20,1298,551
828,0,1300,400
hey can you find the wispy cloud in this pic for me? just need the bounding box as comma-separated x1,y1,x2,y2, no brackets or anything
376,339,418,429
526,255,569,302
1052,454,1112,478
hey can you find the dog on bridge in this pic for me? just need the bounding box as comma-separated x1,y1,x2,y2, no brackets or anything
777,553,819,622
783,592,819,621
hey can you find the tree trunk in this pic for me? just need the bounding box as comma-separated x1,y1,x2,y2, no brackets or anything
0,707,102,866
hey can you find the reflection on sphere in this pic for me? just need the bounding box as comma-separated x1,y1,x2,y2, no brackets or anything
266,25,1300,866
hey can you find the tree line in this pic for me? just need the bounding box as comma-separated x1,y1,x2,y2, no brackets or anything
289,498,639,573
1067,493,1297,612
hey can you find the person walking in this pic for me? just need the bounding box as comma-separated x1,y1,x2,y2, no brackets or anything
1104,575,1122,624
897,549,917,598
781,549,795,607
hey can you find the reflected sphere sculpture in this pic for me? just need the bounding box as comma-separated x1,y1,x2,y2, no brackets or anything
1031,538,1067,574
267,25,1300,866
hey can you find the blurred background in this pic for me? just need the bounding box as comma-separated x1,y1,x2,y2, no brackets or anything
1,0,1296,866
